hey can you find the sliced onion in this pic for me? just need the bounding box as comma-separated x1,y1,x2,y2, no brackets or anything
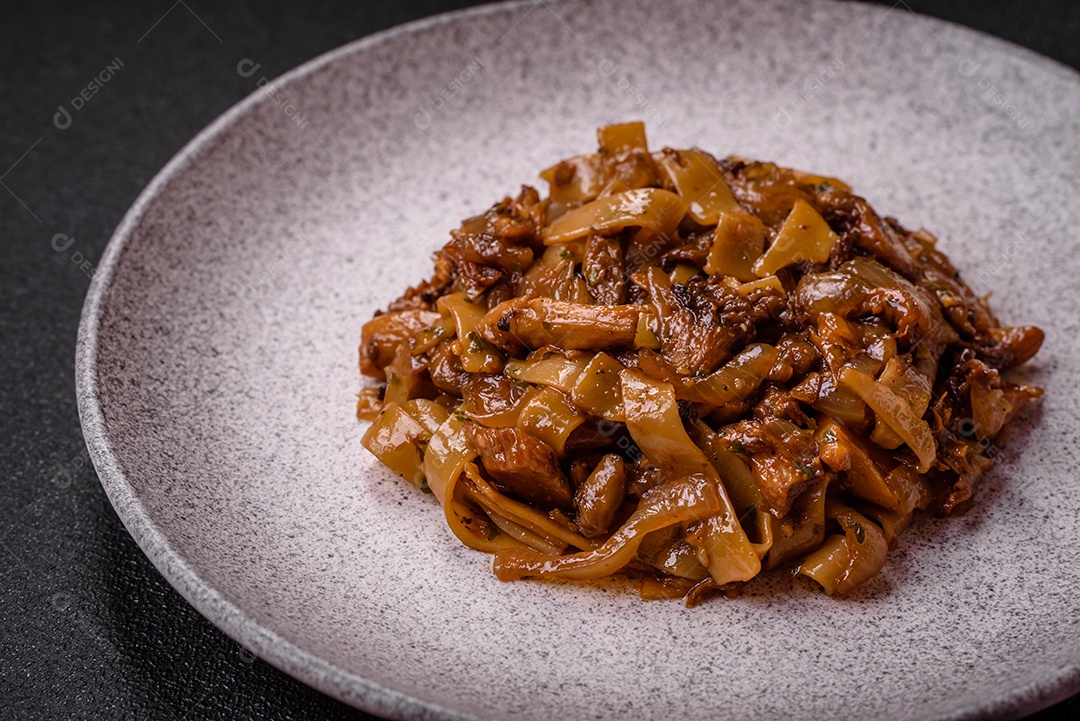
542,188,688,245
461,464,595,552
505,348,591,393
423,416,524,553
620,369,761,584
492,473,721,581
839,366,936,473
797,500,888,595
680,344,781,409
656,148,743,225
361,402,427,487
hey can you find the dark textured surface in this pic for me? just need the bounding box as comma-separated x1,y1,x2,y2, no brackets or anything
1,1,1078,719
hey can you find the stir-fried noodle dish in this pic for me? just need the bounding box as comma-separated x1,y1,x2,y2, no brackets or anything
357,123,1043,605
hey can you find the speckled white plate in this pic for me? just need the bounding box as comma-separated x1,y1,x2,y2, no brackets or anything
76,1,1080,719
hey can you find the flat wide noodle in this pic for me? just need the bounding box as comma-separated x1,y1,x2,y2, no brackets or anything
493,473,720,581
620,369,761,584
423,416,524,553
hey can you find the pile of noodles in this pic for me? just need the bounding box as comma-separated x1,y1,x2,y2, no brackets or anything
357,123,1043,604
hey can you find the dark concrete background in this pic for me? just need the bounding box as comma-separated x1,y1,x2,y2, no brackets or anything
1,1,1077,719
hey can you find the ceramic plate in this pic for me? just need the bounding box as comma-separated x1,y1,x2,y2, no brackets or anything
77,1,1080,719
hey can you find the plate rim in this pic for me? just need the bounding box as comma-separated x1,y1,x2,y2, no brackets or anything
74,1,1080,719
75,3,531,718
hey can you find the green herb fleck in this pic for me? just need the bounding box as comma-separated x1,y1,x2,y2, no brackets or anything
823,428,837,444
560,250,574,260
793,460,816,479
466,331,491,353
